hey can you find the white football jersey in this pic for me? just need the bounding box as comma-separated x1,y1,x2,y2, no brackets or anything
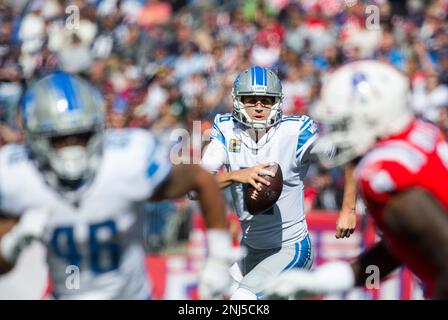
201,114,318,250
0,129,171,299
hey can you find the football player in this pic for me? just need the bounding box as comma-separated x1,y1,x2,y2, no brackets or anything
0,71,235,299
200,66,356,300
266,60,448,299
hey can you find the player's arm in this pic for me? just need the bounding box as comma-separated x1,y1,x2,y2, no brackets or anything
296,117,319,165
350,240,401,286
0,215,18,273
265,236,401,299
150,164,227,229
353,187,448,294
336,163,357,239
201,127,274,191
381,188,448,298
268,187,448,299
266,235,401,299
214,164,275,190
0,208,52,275
150,164,240,299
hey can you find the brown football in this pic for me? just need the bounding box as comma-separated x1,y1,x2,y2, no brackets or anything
244,162,283,215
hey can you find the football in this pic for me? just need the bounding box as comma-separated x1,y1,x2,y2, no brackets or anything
245,162,283,215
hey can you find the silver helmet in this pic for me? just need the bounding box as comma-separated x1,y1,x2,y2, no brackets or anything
232,66,283,130
22,71,105,192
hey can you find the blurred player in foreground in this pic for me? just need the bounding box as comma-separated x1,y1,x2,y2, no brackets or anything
0,71,235,299
266,60,448,299
201,66,356,300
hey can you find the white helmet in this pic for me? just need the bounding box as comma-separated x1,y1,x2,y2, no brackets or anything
232,66,283,130
312,60,413,168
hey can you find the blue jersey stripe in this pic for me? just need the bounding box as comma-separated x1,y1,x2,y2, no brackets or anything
281,119,301,123
296,240,304,268
212,124,226,147
147,162,159,177
283,242,300,271
281,116,303,122
282,116,308,123
146,139,159,177
294,235,311,269
296,130,316,158
300,117,312,130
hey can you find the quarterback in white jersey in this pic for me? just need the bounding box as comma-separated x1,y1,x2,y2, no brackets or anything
204,114,317,249
0,72,234,299
201,66,319,299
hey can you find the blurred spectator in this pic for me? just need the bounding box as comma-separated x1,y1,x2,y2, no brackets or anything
113,22,152,68
58,33,92,73
18,3,45,55
143,66,172,123
91,13,119,59
413,72,448,125
282,63,310,115
308,164,344,211
137,0,172,28
439,49,448,86
250,13,284,67
374,28,406,70
174,42,207,80
0,18,22,145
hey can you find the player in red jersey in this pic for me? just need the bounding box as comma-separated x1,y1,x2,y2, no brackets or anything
266,60,448,299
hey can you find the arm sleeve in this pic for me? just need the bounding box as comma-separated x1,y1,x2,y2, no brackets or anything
145,139,173,193
295,116,319,165
200,115,228,173
0,147,28,217
357,160,417,205
133,133,173,201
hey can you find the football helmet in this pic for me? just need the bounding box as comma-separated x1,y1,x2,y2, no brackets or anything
22,71,105,194
232,66,283,130
312,60,413,168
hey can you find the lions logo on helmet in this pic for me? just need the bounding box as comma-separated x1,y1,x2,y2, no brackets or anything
21,71,105,196
232,66,283,130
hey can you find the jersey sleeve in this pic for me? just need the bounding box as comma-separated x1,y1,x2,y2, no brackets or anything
200,115,228,173
0,145,30,217
295,116,319,165
121,130,172,201
356,156,419,205
144,137,173,199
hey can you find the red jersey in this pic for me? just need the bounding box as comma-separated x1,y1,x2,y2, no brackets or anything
355,118,448,296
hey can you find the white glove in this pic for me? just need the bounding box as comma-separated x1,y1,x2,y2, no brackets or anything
0,207,53,264
198,229,246,299
265,261,356,299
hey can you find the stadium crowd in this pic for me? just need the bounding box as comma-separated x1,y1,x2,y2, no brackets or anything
0,0,447,249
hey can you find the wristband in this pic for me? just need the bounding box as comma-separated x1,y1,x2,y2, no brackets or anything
207,229,232,261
